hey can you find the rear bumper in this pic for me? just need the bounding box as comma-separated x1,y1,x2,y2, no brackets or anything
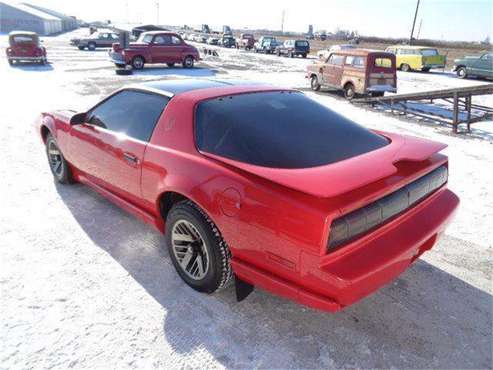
232,187,459,312
367,85,397,93
7,56,46,61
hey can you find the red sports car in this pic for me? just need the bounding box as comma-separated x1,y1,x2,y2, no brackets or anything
37,79,459,312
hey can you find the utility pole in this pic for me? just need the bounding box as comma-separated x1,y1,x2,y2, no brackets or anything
156,1,160,25
409,0,420,45
416,19,423,39
281,9,285,33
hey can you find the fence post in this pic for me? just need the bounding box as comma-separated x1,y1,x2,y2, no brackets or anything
453,92,459,133
466,95,472,132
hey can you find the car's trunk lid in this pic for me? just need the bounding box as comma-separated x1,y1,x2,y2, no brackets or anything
202,132,446,198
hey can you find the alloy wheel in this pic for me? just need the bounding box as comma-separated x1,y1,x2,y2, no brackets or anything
48,141,63,177
171,220,210,280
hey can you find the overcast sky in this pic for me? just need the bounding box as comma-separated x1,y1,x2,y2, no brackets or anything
22,0,493,42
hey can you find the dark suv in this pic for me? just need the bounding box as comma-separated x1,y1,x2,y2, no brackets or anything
276,39,310,58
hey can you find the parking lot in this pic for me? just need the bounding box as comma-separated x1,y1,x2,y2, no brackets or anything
0,29,492,369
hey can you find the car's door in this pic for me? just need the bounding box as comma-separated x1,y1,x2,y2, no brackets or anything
70,90,169,204
151,34,183,63
323,54,344,87
472,53,493,77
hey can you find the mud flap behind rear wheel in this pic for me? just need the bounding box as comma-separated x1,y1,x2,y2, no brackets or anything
234,275,254,302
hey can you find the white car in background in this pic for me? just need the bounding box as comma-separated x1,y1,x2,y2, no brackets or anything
317,44,357,59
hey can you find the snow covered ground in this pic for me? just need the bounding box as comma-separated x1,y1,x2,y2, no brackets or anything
0,29,492,369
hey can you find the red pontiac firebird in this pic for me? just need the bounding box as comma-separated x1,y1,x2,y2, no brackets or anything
37,79,459,312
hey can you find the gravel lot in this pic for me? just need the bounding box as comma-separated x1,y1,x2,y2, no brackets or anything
1,29,492,369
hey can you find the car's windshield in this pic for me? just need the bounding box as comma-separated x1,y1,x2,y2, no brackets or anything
195,91,388,169
420,49,439,56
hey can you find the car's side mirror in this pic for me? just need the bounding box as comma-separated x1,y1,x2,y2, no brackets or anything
70,112,86,125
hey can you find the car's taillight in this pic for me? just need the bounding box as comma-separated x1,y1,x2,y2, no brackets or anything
327,165,448,251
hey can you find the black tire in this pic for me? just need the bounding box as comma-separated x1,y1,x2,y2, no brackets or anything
78,45,85,50
302,53,307,58
8,59,13,65
421,67,431,72
182,56,194,68
310,75,321,91
132,56,145,69
115,68,132,75
456,66,467,79
344,83,356,100
87,42,96,51
40,58,46,65
401,63,411,72
166,201,232,293
166,62,175,67
289,51,294,58
276,50,281,56
45,134,73,184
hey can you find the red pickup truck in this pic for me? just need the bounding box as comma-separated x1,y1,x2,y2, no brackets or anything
109,31,200,69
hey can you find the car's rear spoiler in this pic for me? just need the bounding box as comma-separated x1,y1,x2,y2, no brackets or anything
200,132,447,198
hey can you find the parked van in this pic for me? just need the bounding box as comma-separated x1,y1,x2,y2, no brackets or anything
306,49,397,99
385,45,446,72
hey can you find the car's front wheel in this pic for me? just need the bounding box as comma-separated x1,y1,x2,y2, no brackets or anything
182,56,194,68
166,201,232,293
456,66,467,79
87,42,96,51
344,83,356,100
310,75,321,91
132,56,145,69
45,134,73,184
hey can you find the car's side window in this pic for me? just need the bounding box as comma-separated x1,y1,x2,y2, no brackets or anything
86,90,169,142
171,36,182,45
153,35,172,45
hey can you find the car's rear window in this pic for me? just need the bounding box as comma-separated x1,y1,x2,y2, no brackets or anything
195,91,389,169
295,40,309,47
12,35,36,43
374,57,393,68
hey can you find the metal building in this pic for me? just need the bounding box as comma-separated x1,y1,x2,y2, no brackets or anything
0,1,62,35
22,3,77,31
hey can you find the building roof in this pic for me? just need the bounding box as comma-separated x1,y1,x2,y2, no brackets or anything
22,3,75,21
0,2,60,21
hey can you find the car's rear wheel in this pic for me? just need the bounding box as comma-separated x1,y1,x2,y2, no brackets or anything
78,46,85,50
182,56,194,68
87,42,96,51
166,201,232,293
167,62,175,67
132,56,145,69
457,66,467,79
401,63,411,72
45,134,73,184
310,75,321,91
344,83,356,100
421,67,430,72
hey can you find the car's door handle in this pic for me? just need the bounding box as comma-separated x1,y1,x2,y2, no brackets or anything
123,152,138,164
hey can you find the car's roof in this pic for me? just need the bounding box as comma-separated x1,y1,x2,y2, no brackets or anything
331,48,391,56
131,79,269,97
141,30,178,36
9,31,38,36
389,45,438,49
